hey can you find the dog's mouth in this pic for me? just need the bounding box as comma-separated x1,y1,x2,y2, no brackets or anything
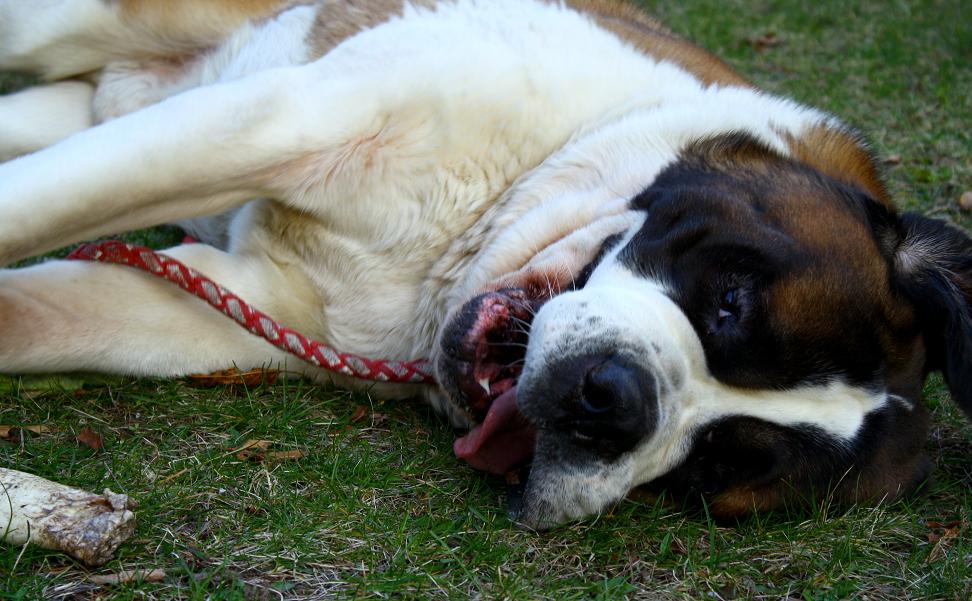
438,288,545,475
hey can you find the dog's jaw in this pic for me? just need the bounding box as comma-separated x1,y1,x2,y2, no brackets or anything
436,288,544,474
436,289,538,421
433,207,645,468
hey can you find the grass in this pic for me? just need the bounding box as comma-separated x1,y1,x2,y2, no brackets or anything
1,0,971,598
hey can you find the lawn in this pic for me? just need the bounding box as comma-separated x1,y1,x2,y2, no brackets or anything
2,0,971,599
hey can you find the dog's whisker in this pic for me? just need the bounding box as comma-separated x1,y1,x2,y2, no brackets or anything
488,341,530,350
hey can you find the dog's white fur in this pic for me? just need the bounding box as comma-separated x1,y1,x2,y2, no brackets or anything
0,0,889,525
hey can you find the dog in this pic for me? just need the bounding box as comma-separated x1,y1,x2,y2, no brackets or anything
1,0,970,530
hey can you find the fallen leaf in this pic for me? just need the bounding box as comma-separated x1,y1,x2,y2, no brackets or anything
1,424,53,440
233,439,272,461
924,519,965,563
882,154,902,165
187,368,278,387
266,449,304,461
926,519,962,530
240,451,264,463
748,31,784,52
77,427,104,450
350,405,369,423
89,569,166,585
236,439,272,452
959,191,972,212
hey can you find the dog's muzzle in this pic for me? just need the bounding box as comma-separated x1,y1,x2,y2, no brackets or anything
517,351,659,458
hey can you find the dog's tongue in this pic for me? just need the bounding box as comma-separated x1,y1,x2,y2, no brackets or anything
453,388,535,474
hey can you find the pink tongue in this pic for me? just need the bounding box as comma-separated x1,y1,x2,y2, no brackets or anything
453,388,536,475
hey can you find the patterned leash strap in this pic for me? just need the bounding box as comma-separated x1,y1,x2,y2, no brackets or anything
67,241,436,384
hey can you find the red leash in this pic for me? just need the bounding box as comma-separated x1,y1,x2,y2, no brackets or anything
67,241,436,384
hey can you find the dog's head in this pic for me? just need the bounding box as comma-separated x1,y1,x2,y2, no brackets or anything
436,131,972,529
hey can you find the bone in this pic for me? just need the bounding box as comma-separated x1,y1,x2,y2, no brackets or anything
0,468,136,566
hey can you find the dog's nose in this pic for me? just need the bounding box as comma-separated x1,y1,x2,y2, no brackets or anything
580,357,641,415
516,352,657,456
572,355,657,455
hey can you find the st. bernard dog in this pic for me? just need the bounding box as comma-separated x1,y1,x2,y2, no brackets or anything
0,0,970,530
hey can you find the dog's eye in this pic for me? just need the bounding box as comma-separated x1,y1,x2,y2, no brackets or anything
700,280,755,338
717,288,740,324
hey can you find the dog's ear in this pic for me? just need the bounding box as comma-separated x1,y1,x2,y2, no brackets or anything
893,212,972,419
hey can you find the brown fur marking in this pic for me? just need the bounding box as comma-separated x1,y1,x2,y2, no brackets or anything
116,0,299,50
782,123,890,205
118,0,289,19
711,486,779,517
308,0,436,59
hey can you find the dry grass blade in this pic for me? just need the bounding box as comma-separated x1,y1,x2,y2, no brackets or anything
88,568,166,585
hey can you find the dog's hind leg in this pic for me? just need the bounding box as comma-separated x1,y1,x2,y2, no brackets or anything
0,243,321,377
0,81,95,161
0,0,292,80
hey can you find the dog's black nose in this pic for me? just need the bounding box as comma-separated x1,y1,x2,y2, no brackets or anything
572,355,657,455
518,353,657,457
580,357,641,415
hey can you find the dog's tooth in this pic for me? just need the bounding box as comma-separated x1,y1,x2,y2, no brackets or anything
478,377,491,393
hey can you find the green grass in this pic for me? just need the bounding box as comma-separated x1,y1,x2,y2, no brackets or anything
2,0,971,598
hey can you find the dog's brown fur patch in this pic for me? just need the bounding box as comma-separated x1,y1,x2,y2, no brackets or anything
710,486,778,517
781,123,890,205
116,0,299,49
308,0,436,59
